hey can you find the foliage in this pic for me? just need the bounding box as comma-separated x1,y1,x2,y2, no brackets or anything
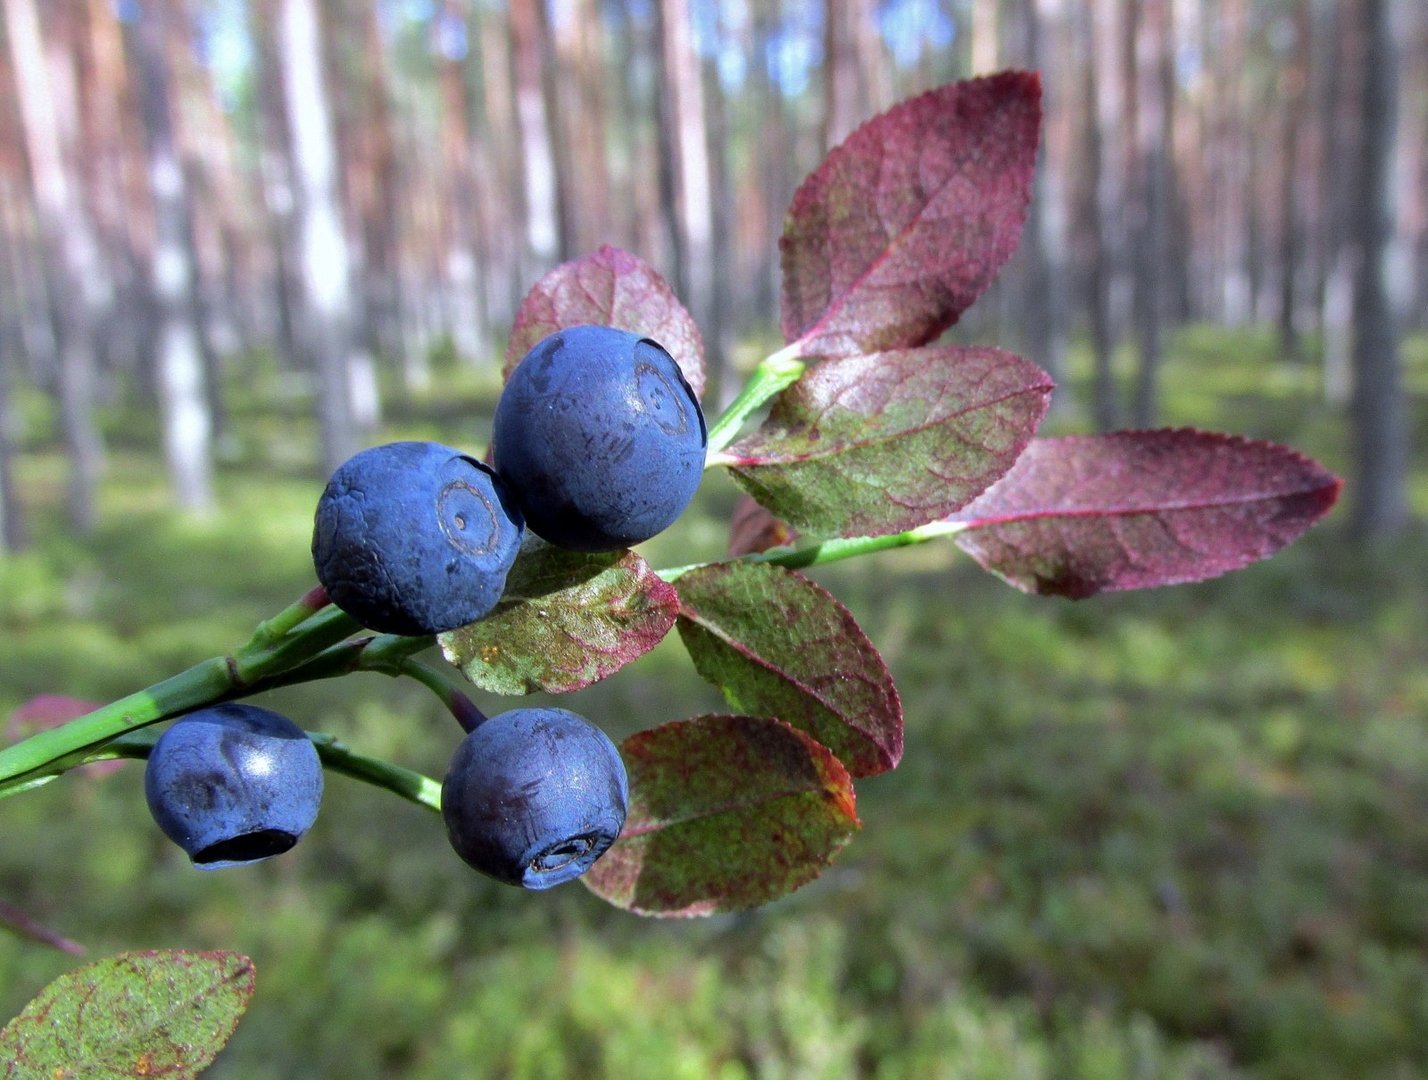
0,71,1353,1074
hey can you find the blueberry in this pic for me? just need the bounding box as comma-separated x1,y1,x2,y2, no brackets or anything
313,441,525,635
144,704,323,870
492,326,707,552
441,707,628,889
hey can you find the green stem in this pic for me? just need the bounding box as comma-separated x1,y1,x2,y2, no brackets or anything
0,602,365,796
658,519,969,582
83,729,443,814
704,344,805,456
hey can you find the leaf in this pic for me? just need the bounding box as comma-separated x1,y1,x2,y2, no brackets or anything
674,561,902,777
505,244,707,398
723,346,1052,537
948,429,1343,597
0,949,255,1079
780,71,1041,359
582,715,859,917
440,539,679,695
727,494,798,556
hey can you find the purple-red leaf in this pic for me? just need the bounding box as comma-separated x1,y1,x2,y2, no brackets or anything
0,949,254,1078
727,494,798,556
582,714,859,917
505,244,706,398
674,561,902,777
780,71,1041,358
439,541,679,694
723,346,1052,537
949,430,1343,597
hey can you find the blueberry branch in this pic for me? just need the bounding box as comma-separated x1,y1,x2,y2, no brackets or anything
0,596,365,797
657,519,970,582
76,727,443,814
704,344,805,456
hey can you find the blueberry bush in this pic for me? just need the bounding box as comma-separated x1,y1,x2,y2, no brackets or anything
0,72,1341,1073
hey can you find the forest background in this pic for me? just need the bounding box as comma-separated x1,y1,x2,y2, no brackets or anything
0,1,1426,1077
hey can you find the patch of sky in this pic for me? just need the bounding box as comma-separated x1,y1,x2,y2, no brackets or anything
878,0,956,69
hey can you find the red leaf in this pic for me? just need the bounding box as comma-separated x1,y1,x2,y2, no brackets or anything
505,245,706,398
949,430,1343,597
780,71,1041,358
728,494,797,556
582,715,859,917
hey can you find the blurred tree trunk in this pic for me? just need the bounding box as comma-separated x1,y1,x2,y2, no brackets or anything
1008,0,1068,407
1129,0,1172,427
702,10,735,407
4,0,105,532
1276,0,1311,363
126,0,215,513
1214,0,1252,324
1348,0,1408,539
1315,0,1354,403
351,3,408,382
550,0,612,256
436,0,487,363
508,0,563,274
274,0,364,474
1082,0,1124,430
823,0,879,147
971,0,1000,73
252,2,301,371
477,3,524,326
0,219,25,550
654,0,717,364
750,2,792,328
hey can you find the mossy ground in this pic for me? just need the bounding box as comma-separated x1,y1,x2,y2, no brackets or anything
0,327,1424,1078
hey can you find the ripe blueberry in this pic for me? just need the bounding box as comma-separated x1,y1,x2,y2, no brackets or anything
312,441,525,635
144,704,323,870
441,707,628,889
492,325,707,552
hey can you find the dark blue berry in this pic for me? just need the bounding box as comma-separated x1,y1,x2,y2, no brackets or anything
144,704,323,870
313,441,525,635
441,707,628,889
492,326,706,552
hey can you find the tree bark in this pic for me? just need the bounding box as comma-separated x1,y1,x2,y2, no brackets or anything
274,0,364,474
1082,0,1124,430
4,0,105,532
1130,0,1172,428
126,0,215,513
1348,0,1408,539
508,0,563,273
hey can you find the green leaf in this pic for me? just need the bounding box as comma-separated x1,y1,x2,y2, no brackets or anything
675,561,902,777
723,346,1051,537
439,539,679,695
504,244,707,399
0,949,255,1079
582,715,859,917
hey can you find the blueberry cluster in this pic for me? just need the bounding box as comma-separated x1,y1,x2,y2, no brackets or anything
144,326,702,886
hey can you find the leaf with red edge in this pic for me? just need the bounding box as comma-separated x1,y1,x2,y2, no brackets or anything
505,244,706,398
582,715,859,917
722,346,1052,537
728,494,798,556
440,540,679,694
674,561,902,777
0,949,254,1078
780,71,1041,359
948,429,1343,597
